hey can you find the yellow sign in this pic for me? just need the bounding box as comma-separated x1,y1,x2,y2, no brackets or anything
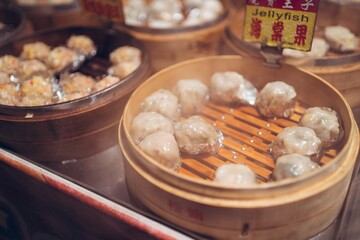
243,0,319,51
80,0,124,24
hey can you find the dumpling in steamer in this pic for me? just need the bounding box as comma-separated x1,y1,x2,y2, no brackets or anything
0,55,20,74
270,126,322,161
131,112,174,144
214,164,257,186
210,71,258,105
18,59,48,80
19,74,54,106
0,83,20,106
95,75,121,92
273,153,319,181
66,35,96,56
59,73,95,102
107,61,140,79
299,107,342,148
256,81,296,118
174,115,223,154
109,46,141,65
324,25,359,53
20,41,50,62
283,38,329,59
139,131,181,171
0,72,10,85
46,46,78,72
172,79,209,117
142,89,181,120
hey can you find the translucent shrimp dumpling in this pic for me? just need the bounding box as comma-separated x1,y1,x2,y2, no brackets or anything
270,126,322,161
172,79,209,117
256,81,296,118
142,89,181,120
210,71,258,105
139,131,181,170
300,107,343,148
131,112,174,144
324,25,359,53
174,115,223,154
214,164,257,186
273,154,319,181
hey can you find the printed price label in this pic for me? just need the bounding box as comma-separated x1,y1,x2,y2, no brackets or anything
80,0,124,23
243,0,320,51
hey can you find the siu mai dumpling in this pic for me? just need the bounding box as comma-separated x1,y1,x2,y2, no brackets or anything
214,164,257,186
210,71,257,105
131,112,174,144
0,55,20,75
46,46,78,72
256,81,296,118
20,41,50,62
66,35,96,56
138,131,181,170
172,79,209,117
174,115,223,154
270,126,322,161
109,46,141,65
273,153,319,181
300,107,343,148
142,89,181,120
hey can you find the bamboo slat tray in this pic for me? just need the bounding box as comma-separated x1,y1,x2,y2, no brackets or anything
179,101,337,183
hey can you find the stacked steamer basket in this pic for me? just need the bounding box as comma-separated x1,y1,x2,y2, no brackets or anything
224,2,360,108
14,0,103,30
119,56,359,240
0,26,151,162
119,0,229,72
0,3,28,47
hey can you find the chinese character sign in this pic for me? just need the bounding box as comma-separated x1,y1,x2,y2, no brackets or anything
243,0,319,51
80,0,124,24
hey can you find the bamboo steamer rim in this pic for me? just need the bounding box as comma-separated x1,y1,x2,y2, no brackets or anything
120,55,359,200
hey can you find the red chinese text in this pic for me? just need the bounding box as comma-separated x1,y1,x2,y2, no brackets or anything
186,207,204,222
82,0,120,19
168,199,183,214
250,18,262,39
271,21,284,42
294,24,307,46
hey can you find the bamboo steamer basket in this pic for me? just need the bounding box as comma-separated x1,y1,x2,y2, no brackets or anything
0,3,29,47
120,0,229,72
118,55,359,240
223,2,360,108
0,26,151,162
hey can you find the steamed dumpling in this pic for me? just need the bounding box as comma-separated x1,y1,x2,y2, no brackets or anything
270,126,322,161
299,107,342,148
142,89,181,120
214,164,257,186
324,25,359,53
172,79,209,117
139,131,181,170
256,81,296,118
210,71,258,105
131,111,174,144
66,35,96,56
174,115,223,154
283,38,329,59
273,153,319,181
